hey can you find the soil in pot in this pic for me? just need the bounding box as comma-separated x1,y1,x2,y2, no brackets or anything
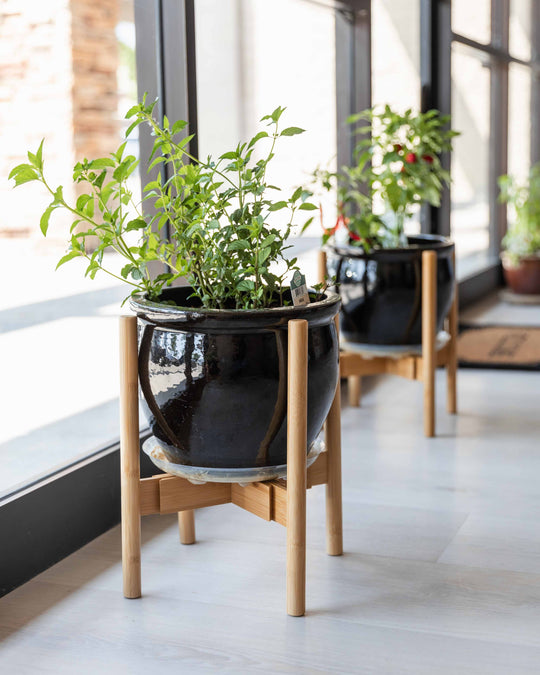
502,255,540,295
327,234,455,346
130,287,340,473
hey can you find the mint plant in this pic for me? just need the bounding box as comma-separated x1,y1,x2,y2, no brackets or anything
498,165,540,265
10,97,317,309
314,105,459,250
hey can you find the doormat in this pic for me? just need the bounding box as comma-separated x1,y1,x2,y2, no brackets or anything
457,325,540,370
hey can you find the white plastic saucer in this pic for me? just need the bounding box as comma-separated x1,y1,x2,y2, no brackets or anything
340,331,450,359
142,435,325,486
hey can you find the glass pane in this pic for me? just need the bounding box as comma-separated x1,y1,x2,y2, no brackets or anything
508,63,532,211
451,42,491,275
452,0,491,45
195,0,336,234
372,0,421,111
0,1,139,495
371,0,421,235
509,0,532,62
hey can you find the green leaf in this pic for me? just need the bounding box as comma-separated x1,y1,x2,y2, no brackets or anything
35,139,44,170
247,131,269,148
9,164,38,186
40,205,55,236
114,141,128,161
126,218,147,232
290,186,303,202
53,186,64,204
280,126,305,137
76,194,92,211
125,104,140,119
228,239,250,251
55,250,81,270
267,201,288,211
259,247,271,263
301,216,314,233
89,158,116,170
171,119,188,134
298,202,318,211
125,120,140,138
236,279,255,292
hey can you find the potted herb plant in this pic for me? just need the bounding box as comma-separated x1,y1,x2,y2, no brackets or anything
498,165,540,295
10,97,340,480
314,105,459,346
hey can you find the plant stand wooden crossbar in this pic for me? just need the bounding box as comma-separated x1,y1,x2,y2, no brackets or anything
119,316,343,617
319,249,457,437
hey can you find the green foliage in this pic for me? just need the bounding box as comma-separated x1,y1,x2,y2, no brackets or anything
313,105,459,250
9,97,315,309
498,165,540,264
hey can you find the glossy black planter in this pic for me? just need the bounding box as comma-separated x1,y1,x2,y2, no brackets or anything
328,234,455,345
130,287,340,470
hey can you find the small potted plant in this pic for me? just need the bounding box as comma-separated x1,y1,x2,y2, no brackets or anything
10,97,340,480
498,165,540,295
314,105,459,346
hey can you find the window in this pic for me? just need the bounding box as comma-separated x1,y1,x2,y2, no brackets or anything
450,41,491,274
0,2,140,495
449,0,539,282
372,0,421,235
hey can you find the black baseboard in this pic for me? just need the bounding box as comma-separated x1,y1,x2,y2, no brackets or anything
0,433,160,597
458,262,503,308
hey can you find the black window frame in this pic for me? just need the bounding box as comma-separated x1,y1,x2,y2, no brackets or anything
0,0,197,597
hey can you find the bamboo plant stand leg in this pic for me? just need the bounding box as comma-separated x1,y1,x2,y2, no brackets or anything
347,375,361,407
178,510,196,544
422,250,437,438
446,251,458,415
120,316,142,599
286,319,308,617
325,317,343,556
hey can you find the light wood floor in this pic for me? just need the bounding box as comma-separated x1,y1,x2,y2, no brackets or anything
1,299,540,674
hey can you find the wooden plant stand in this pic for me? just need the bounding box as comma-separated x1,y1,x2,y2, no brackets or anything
319,249,457,437
119,316,343,617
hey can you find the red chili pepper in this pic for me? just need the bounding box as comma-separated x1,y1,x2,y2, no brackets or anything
422,154,434,164
343,217,361,241
393,143,403,152
405,152,417,164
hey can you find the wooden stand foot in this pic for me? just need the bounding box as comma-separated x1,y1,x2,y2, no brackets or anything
446,250,458,415
286,319,308,617
326,317,343,556
178,510,196,544
347,375,361,407
120,316,141,599
422,251,437,438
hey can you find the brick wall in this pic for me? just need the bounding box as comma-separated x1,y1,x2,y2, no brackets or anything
0,0,119,240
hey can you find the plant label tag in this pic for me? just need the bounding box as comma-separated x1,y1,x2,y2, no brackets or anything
290,270,310,306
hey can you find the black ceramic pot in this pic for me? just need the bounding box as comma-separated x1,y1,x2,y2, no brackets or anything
130,287,340,470
328,234,454,345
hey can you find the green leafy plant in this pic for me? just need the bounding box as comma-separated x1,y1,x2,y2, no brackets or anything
498,165,540,265
10,97,318,309
314,105,459,250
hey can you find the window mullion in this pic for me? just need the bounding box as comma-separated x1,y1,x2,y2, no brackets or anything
488,0,509,256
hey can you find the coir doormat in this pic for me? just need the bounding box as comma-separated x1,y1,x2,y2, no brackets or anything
457,325,540,370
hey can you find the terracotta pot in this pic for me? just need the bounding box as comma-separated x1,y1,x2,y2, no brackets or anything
129,287,340,472
502,254,540,295
327,234,455,346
